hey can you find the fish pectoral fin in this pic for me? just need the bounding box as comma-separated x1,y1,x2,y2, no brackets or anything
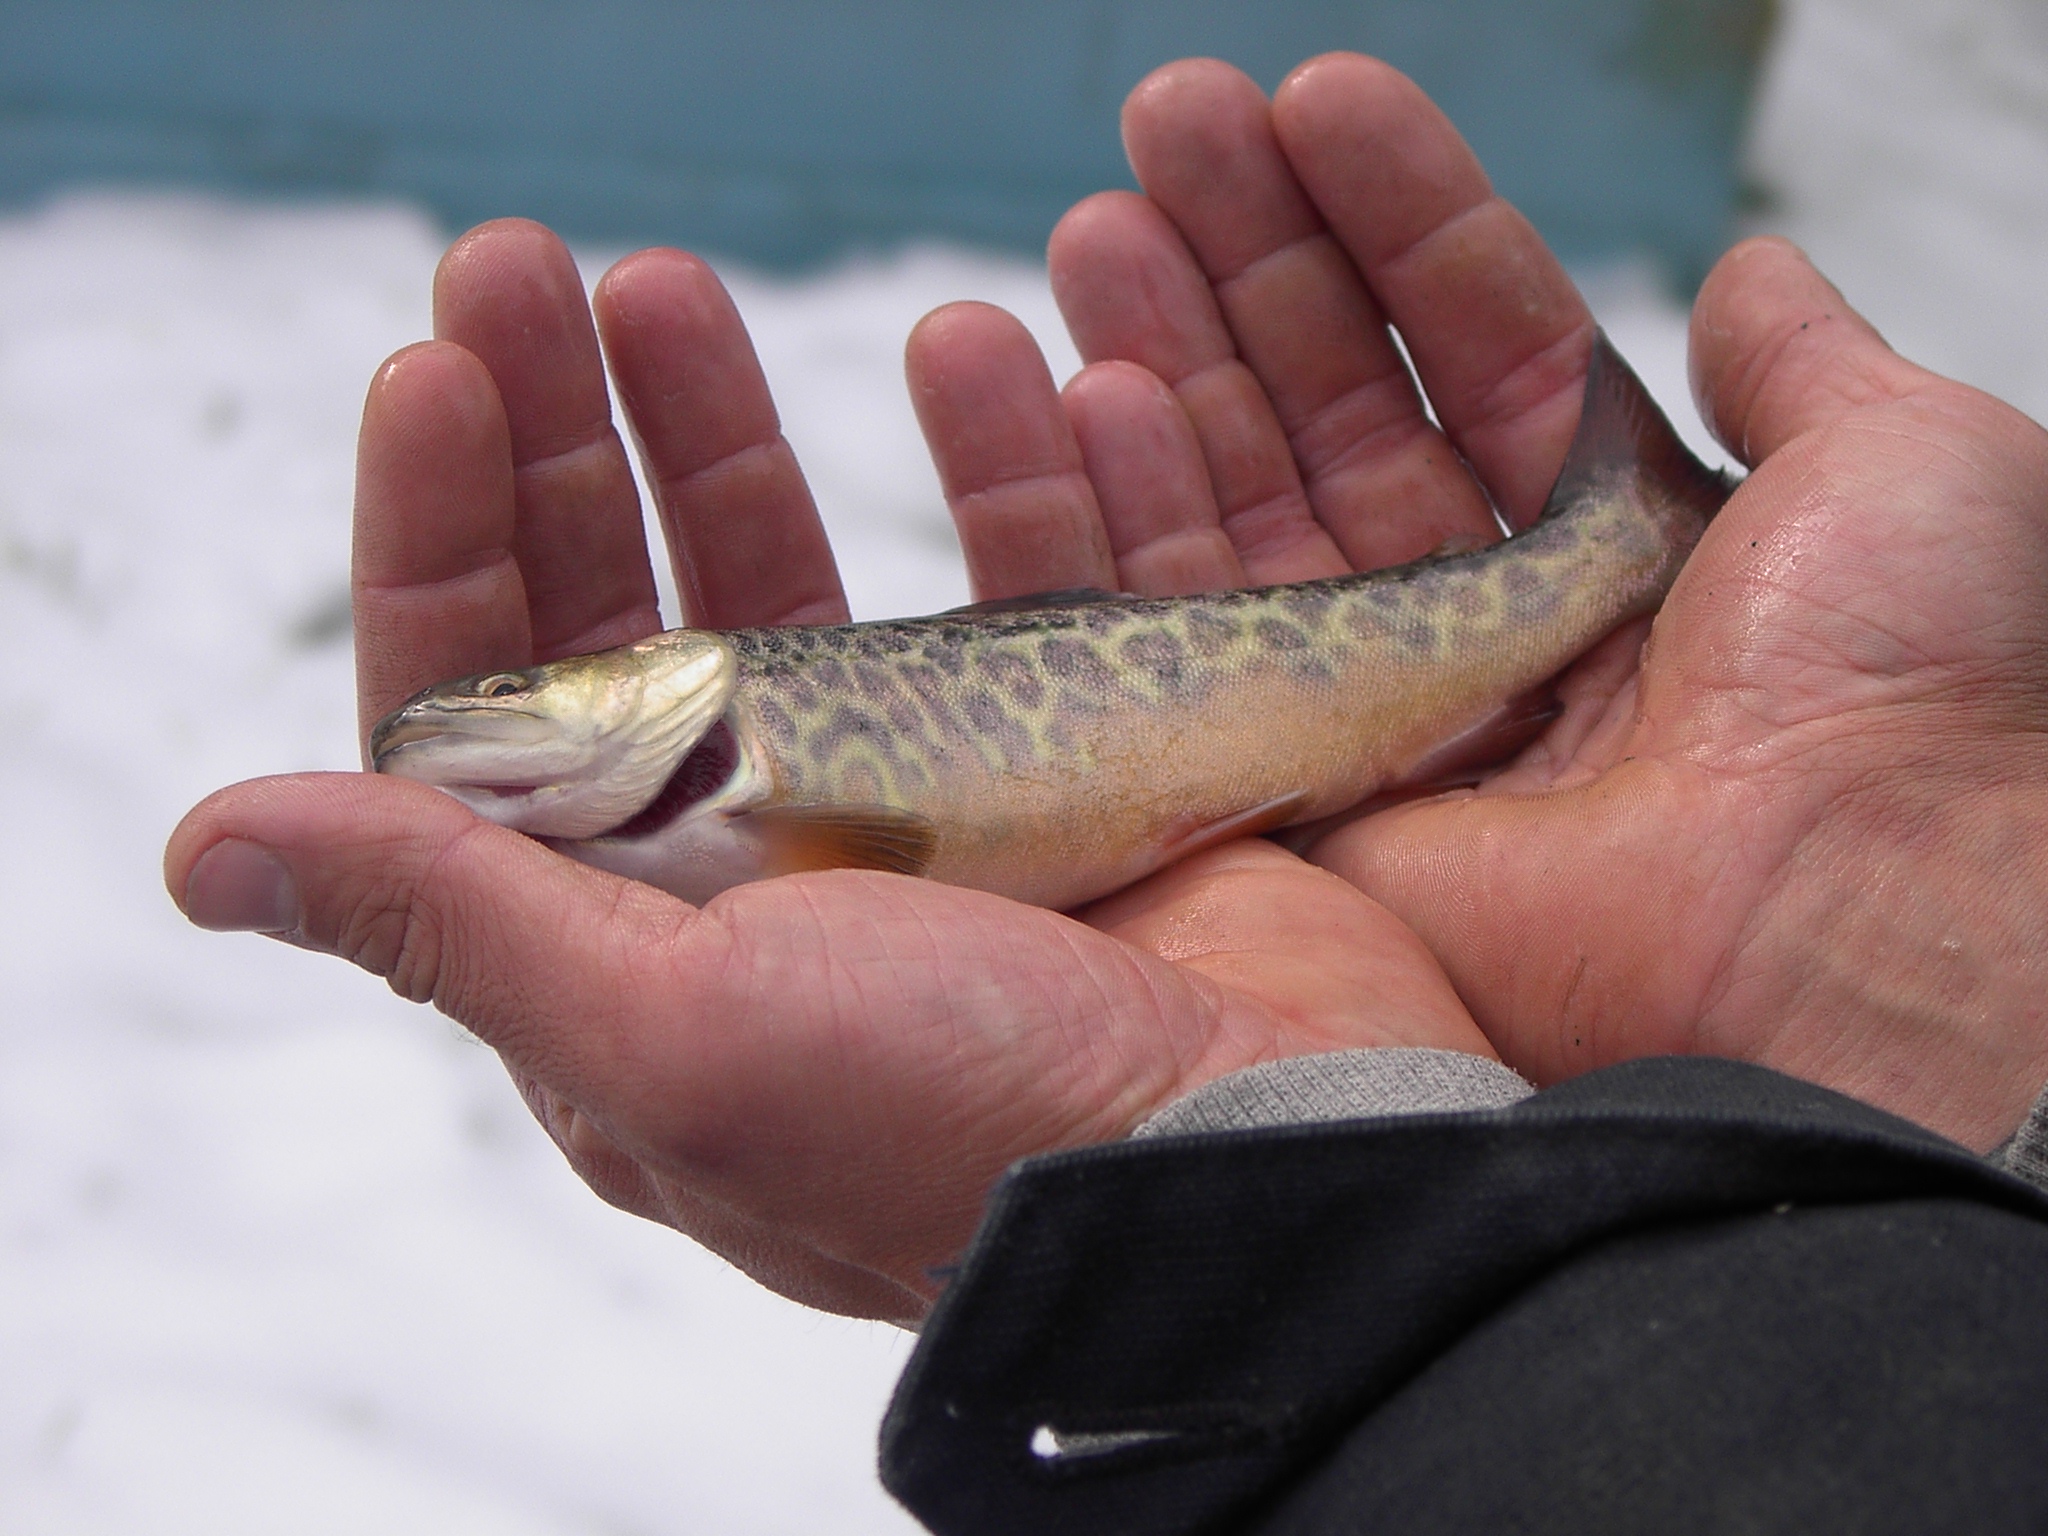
1268,688,1569,855
942,587,1128,616
746,804,939,880
1157,791,1313,864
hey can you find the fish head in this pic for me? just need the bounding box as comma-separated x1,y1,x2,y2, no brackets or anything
369,630,737,838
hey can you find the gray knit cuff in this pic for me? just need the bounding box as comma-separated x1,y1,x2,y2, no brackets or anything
1136,1049,2048,1199
1992,1076,2048,1194
1133,1048,1536,1139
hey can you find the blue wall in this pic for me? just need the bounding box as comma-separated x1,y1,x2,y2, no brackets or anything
0,1,1771,278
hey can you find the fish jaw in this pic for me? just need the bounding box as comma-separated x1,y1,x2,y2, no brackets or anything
370,631,738,839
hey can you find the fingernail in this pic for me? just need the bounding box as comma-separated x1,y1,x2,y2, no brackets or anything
183,839,301,933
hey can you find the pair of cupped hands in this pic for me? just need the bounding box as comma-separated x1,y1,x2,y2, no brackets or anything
169,56,2048,1323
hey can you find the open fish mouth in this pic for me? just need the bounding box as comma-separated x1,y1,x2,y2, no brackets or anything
369,704,554,765
369,710,453,765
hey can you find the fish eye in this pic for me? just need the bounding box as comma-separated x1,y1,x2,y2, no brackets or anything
476,673,527,698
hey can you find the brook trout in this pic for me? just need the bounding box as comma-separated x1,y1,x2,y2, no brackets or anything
371,332,1731,910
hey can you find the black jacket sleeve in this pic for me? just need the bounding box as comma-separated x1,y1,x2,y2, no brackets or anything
880,1058,2048,1536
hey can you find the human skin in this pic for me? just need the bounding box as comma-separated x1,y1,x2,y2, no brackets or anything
166,55,2048,1323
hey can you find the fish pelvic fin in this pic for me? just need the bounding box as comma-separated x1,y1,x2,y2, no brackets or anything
746,803,939,880
1385,685,1563,790
1539,328,1738,529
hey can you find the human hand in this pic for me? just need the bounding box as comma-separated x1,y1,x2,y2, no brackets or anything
165,219,1489,1323
1036,54,2048,1152
1329,237,2048,1152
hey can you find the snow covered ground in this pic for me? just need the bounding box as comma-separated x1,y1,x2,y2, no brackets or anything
1,1,2043,1530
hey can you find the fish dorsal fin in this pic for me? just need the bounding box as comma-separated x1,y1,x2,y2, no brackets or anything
1537,328,1738,526
746,803,938,880
944,587,1128,617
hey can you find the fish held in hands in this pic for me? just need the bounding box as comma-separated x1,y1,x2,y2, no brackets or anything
371,332,1733,910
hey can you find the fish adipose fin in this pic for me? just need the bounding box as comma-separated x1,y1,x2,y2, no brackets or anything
746,803,939,879
1538,329,1739,526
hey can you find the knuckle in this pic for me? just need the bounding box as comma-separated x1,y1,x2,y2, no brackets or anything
330,822,493,1010
385,897,450,1006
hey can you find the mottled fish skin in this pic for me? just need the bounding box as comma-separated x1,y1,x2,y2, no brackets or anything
374,331,1732,910
717,447,1695,908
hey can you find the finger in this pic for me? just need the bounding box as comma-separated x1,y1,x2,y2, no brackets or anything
1272,54,1595,528
905,301,1118,599
1690,237,1930,467
1050,192,1350,582
433,220,662,657
595,249,851,628
1062,361,1245,595
1118,58,1501,561
351,341,529,745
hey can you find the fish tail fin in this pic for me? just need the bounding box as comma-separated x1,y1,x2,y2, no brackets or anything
1538,328,1738,528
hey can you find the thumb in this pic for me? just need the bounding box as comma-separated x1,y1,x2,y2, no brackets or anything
165,771,721,1105
1689,236,1934,467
